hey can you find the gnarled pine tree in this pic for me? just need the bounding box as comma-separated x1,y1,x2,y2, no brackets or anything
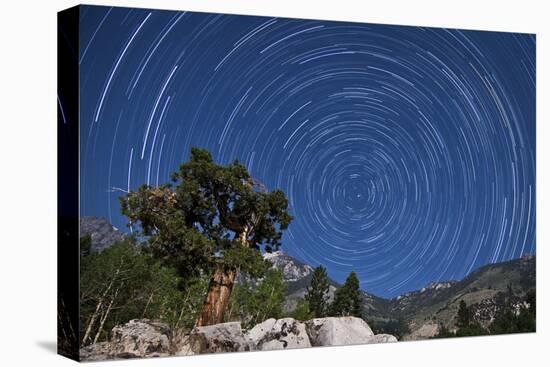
120,148,292,326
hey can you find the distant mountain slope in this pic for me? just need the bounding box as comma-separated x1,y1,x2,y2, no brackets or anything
263,251,314,283
80,216,126,252
392,255,535,339
261,252,535,339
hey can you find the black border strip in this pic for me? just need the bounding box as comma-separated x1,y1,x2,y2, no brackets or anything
57,5,80,361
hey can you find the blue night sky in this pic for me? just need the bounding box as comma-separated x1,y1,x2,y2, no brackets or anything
72,5,536,298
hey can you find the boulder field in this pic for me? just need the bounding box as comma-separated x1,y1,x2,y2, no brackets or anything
80,316,397,360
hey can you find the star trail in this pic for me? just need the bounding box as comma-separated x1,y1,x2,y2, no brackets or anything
73,5,536,298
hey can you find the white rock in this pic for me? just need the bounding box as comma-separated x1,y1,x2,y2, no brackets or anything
79,319,173,360
305,316,375,347
189,321,250,354
366,334,398,343
246,318,311,351
246,318,277,343
109,319,171,358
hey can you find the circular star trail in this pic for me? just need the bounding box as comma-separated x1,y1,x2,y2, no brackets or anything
73,6,536,298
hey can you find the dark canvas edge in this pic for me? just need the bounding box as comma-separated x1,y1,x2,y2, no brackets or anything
57,4,81,362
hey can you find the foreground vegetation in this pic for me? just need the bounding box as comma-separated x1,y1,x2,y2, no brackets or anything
79,236,364,345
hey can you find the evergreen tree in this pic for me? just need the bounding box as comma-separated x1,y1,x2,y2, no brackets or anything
456,300,471,328
330,271,362,317
432,324,454,339
489,289,536,335
305,265,330,318
434,300,487,338
515,305,536,332
525,289,536,315
455,322,488,337
372,318,410,340
121,148,293,326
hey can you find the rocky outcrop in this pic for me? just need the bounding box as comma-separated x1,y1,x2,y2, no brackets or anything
305,316,375,347
263,251,313,282
246,318,311,351
80,319,172,360
80,216,126,252
110,319,171,358
402,321,439,341
189,317,390,353
80,317,397,360
189,322,250,354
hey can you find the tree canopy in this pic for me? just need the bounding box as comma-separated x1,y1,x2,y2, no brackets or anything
120,147,293,280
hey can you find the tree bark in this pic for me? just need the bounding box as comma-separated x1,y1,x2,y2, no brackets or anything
195,265,236,326
195,227,250,327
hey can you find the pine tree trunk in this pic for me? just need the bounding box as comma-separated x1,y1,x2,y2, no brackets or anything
195,266,236,326
195,227,250,327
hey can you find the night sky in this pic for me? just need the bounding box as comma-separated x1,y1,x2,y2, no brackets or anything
71,5,536,298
